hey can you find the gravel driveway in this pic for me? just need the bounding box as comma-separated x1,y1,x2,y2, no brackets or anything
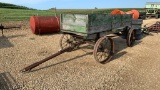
1,19,160,90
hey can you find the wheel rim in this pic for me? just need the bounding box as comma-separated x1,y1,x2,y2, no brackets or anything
59,34,75,49
93,36,114,64
127,28,136,47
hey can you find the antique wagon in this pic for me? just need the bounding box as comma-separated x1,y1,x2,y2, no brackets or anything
60,13,142,63
21,13,143,72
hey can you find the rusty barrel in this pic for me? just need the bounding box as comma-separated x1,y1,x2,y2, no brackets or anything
30,16,60,34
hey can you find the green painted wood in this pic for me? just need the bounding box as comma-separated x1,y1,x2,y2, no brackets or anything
61,24,87,33
122,14,132,27
61,14,88,33
60,13,133,39
122,14,132,22
112,14,122,29
88,14,112,26
88,14,112,34
112,14,122,23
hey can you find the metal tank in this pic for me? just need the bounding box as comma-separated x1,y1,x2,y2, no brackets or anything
30,16,60,34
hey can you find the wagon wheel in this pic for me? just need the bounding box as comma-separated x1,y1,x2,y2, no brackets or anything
93,36,114,64
59,34,76,50
126,28,136,47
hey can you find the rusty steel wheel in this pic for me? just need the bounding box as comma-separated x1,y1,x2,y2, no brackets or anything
93,36,114,64
127,28,136,47
59,34,76,50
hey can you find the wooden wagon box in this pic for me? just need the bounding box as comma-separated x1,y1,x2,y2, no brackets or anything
60,13,132,39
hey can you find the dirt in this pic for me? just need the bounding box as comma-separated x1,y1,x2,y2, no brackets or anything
0,19,160,90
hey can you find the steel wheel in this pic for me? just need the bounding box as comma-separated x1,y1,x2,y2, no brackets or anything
127,28,136,47
93,36,114,64
59,34,76,50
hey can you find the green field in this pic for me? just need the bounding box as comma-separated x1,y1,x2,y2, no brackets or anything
0,8,145,22
0,2,145,22
0,8,56,22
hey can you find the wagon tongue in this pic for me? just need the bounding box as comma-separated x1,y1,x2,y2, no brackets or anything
20,41,84,72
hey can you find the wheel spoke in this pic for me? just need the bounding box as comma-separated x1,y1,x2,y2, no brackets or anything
98,52,104,60
64,43,70,47
60,34,79,50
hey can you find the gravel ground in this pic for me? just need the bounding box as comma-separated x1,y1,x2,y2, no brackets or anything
1,19,160,90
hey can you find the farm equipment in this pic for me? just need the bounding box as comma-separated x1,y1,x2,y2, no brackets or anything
142,21,160,34
0,24,21,36
145,2,160,19
111,9,140,19
21,13,143,72
110,9,146,20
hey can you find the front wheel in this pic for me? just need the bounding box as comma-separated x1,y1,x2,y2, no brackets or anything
93,36,114,64
59,34,75,50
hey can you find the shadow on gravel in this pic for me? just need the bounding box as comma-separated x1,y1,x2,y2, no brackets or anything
111,51,127,60
30,52,92,72
0,35,26,49
34,32,61,36
0,72,21,90
28,34,152,72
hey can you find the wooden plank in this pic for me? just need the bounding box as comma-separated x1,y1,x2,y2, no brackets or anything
122,14,132,22
60,13,133,38
123,22,132,27
61,14,88,33
132,19,143,24
62,18,87,26
122,14,132,27
86,34,97,40
61,24,87,33
132,25,142,29
112,15,122,29
88,14,112,26
88,24,112,34
88,14,112,34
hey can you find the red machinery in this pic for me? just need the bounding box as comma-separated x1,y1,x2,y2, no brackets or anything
111,9,140,19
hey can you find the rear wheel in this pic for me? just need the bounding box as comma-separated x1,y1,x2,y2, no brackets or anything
126,28,136,47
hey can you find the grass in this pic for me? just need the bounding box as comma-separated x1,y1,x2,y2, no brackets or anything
0,8,56,22
0,8,145,22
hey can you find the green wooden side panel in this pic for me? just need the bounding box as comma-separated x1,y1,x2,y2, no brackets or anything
112,14,122,23
61,14,88,33
112,14,122,29
122,14,132,27
61,24,86,33
60,13,132,36
122,14,132,22
88,14,112,26
88,14,112,34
